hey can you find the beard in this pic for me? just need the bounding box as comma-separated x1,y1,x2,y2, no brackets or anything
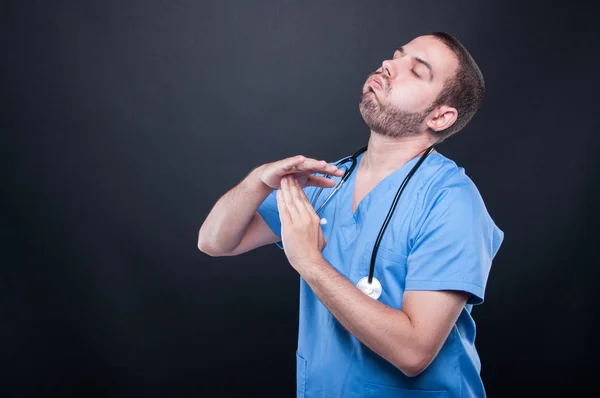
358,80,437,139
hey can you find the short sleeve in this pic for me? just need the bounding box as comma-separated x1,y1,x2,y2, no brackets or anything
257,189,284,249
257,184,319,250
405,177,504,305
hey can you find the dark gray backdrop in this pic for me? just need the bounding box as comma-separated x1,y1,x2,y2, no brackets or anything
2,0,597,396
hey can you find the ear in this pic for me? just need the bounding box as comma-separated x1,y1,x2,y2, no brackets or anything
426,105,457,132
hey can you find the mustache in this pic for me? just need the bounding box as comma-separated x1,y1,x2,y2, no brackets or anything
368,72,389,89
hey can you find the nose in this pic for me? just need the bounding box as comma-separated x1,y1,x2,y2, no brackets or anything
380,59,394,78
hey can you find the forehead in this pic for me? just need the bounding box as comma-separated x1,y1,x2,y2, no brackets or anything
403,35,458,82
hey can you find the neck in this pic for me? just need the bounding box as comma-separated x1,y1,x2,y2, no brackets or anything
360,132,435,175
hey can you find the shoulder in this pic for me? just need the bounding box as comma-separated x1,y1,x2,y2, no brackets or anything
416,152,487,210
412,153,503,238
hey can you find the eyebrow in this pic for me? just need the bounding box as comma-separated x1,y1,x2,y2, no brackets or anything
395,46,434,82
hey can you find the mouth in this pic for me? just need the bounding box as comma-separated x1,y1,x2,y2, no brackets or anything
368,76,384,90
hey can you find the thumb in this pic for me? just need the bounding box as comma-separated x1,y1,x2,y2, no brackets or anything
319,229,327,251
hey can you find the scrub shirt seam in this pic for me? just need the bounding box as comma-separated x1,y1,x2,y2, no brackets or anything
409,159,459,246
462,180,475,303
455,326,463,398
406,171,482,300
256,200,284,250
405,279,483,288
405,280,485,302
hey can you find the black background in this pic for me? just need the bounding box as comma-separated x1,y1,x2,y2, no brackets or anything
2,0,598,396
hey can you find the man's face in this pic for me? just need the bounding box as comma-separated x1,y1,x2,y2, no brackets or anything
358,35,459,139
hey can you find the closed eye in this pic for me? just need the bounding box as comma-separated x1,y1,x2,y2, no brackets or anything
411,69,421,78
395,46,434,82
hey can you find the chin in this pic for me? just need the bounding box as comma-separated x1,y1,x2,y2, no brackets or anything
359,92,378,110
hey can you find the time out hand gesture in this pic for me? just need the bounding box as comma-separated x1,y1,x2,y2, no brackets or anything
259,155,344,190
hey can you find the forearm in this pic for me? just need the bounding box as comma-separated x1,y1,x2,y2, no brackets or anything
301,258,426,377
198,165,272,254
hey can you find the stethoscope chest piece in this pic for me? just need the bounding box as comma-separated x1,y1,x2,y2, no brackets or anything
356,276,382,300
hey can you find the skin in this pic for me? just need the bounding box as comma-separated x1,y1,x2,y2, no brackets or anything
358,34,459,175
276,35,470,377
199,34,472,377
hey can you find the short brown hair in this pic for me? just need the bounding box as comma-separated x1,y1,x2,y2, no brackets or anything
428,32,485,144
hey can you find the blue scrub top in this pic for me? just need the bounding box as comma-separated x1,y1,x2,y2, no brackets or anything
257,150,504,398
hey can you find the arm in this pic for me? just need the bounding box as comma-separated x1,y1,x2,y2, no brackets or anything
198,157,344,256
301,258,467,377
198,165,278,256
276,176,491,377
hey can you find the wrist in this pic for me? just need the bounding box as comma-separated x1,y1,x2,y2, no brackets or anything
293,252,325,279
247,164,273,195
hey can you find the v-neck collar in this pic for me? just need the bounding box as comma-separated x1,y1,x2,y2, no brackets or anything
344,151,429,225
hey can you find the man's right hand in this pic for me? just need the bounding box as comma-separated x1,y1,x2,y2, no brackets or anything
258,155,345,190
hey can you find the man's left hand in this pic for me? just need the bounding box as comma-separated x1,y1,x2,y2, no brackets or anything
276,175,327,272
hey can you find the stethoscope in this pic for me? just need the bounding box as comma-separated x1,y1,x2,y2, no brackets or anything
310,144,435,300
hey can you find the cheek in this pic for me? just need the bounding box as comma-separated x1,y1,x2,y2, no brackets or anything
389,83,436,112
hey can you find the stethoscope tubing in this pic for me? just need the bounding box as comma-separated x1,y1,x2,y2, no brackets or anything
367,145,434,283
310,145,435,290
311,146,367,214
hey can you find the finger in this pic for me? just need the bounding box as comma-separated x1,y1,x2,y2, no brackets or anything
296,159,344,177
287,176,308,214
279,156,306,174
297,159,342,175
291,177,311,204
292,177,318,217
305,175,337,188
281,177,300,222
276,188,292,225
319,228,327,249
289,176,313,220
